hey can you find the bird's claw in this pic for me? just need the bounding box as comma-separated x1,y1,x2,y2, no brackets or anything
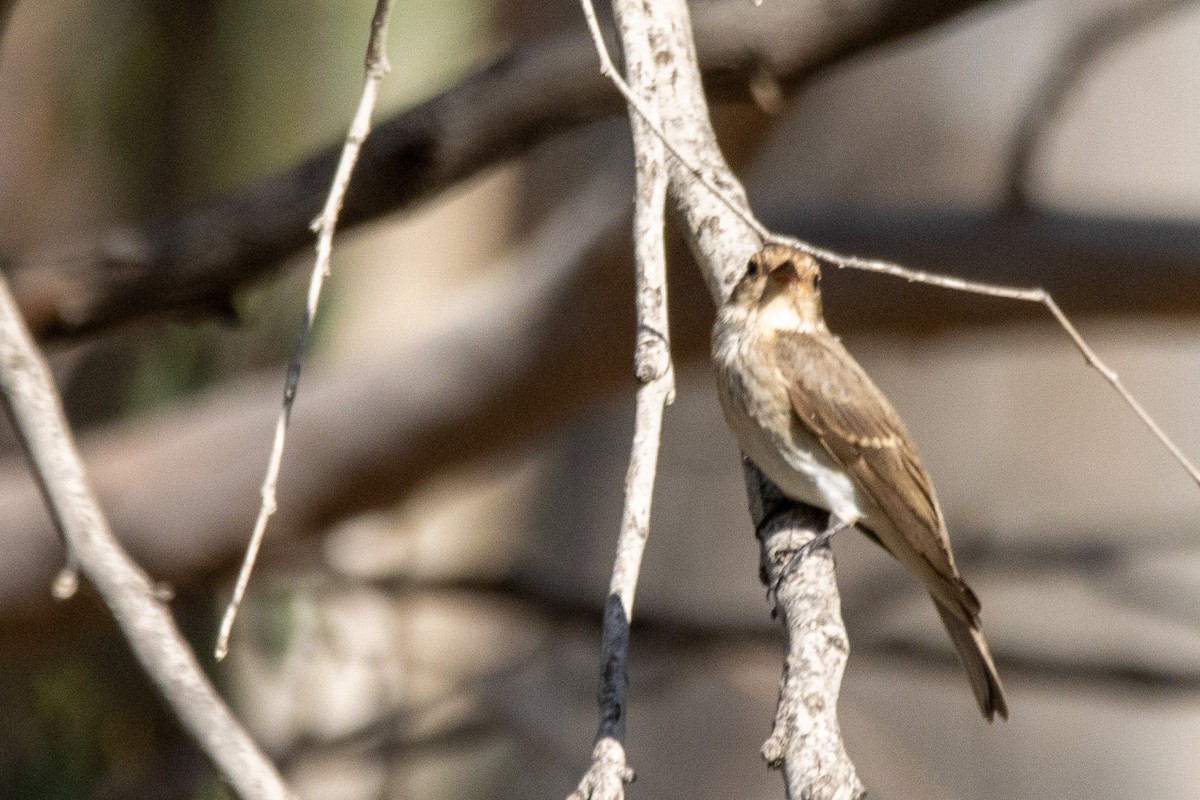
769,517,850,598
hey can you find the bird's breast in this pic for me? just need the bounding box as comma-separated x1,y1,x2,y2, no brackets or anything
713,315,867,523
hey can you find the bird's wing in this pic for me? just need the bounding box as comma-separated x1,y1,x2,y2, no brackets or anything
774,330,980,620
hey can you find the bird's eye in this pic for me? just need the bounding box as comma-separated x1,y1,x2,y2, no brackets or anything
746,259,759,277
812,272,822,290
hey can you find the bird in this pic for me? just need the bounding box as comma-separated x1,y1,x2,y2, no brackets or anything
712,242,1007,721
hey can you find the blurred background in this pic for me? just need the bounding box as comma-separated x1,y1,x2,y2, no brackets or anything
1,0,1200,798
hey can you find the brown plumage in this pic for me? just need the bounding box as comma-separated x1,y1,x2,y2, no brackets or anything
713,243,1008,721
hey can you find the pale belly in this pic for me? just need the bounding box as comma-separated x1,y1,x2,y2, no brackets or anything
716,362,869,527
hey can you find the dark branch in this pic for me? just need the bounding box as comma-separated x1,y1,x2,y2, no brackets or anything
11,0,992,340
4,205,1200,610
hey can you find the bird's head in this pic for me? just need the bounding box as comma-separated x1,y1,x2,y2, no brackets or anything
728,244,825,331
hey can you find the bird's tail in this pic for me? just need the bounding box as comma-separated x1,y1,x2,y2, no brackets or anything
933,600,1008,722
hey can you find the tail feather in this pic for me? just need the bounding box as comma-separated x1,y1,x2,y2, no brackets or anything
934,600,1008,722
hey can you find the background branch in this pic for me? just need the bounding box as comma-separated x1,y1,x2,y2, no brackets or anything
0,172,641,611
6,1,1200,797
1002,0,1198,211
9,0,991,341
6,206,1200,612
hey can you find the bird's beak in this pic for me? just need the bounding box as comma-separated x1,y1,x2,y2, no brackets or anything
768,261,800,284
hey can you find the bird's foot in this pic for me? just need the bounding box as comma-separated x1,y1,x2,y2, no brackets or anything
768,516,851,599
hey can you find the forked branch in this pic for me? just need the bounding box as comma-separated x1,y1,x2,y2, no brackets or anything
575,3,1200,491
569,2,1200,799
571,0,863,797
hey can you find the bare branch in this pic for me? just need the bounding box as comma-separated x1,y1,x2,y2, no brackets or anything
577,0,770,252
746,463,864,800
564,0,1200,792
0,283,293,796
587,0,1200,512
570,0,1200,499
570,0,674,796
767,208,1200,331
624,0,865,794
215,0,395,661
1004,0,1198,210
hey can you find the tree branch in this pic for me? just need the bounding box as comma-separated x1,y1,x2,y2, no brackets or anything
0,278,293,797
5,207,1200,613
11,0,992,341
647,0,864,795
773,228,1200,486
569,0,674,795
0,169,654,612
215,0,396,662
746,463,863,800
772,208,1200,331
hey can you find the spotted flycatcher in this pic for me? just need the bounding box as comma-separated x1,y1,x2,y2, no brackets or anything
712,243,1007,721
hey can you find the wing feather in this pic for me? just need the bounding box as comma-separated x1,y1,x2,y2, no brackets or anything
774,331,980,619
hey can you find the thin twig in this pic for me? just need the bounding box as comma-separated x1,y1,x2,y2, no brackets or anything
0,279,294,798
773,234,1200,489
570,0,674,798
215,0,395,661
